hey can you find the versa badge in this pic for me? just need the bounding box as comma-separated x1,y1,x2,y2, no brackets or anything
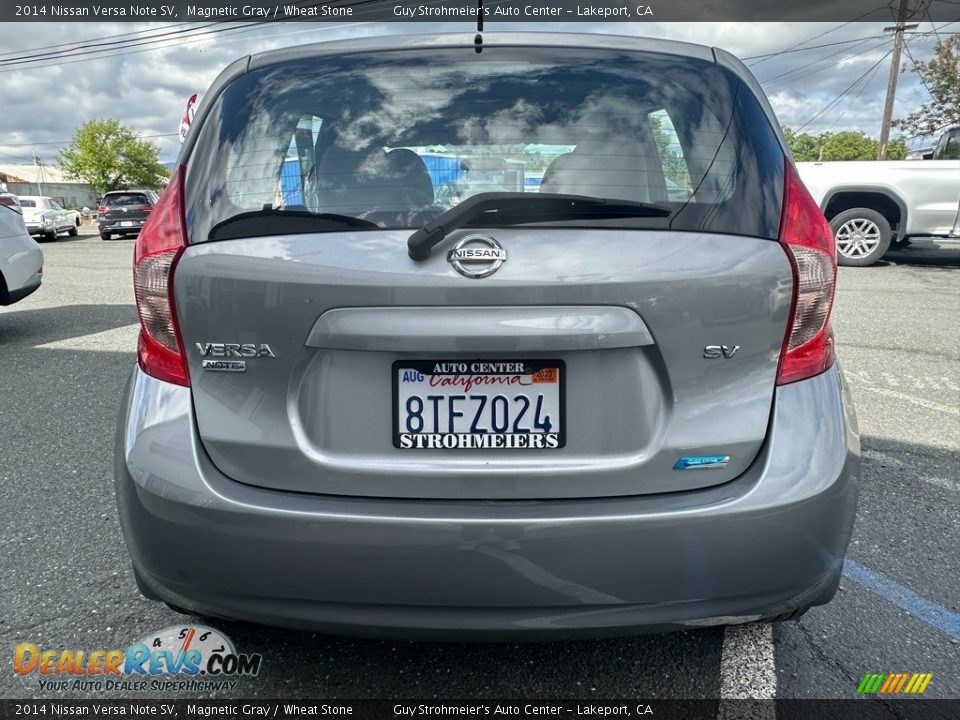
196,343,275,372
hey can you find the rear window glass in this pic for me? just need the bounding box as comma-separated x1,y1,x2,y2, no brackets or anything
104,193,148,206
19,199,36,208
186,47,785,242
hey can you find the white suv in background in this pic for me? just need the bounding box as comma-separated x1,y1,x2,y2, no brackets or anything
0,202,43,306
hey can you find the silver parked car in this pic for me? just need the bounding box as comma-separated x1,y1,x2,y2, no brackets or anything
116,33,860,637
0,201,42,306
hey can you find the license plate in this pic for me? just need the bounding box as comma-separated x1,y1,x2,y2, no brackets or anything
393,359,565,449
120,221,134,227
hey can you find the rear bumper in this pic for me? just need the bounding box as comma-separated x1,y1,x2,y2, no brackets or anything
0,279,41,306
99,219,145,232
115,365,859,638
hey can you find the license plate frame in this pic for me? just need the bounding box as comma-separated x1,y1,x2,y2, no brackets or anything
120,221,134,227
392,359,566,449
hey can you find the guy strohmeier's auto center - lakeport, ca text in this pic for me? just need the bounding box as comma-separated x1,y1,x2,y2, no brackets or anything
13,3,647,19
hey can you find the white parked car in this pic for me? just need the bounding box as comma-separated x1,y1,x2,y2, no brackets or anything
0,202,43,306
797,127,960,266
18,195,82,241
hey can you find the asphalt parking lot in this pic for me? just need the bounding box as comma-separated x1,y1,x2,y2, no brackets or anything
1,229,958,701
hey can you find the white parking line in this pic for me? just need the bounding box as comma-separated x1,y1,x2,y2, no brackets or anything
862,449,960,493
860,387,959,417
718,623,776,718
33,324,140,353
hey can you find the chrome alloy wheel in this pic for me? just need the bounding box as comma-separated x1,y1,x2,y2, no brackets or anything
835,218,882,259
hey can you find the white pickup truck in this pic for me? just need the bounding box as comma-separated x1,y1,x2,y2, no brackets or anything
797,126,960,266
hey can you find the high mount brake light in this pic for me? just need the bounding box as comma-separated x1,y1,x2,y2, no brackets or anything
132,166,189,387
777,161,837,385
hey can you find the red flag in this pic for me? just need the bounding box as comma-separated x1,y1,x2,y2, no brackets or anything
178,94,198,143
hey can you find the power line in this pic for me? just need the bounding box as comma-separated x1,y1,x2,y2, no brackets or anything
743,34,889,62
0,21,264,67
902,39,937,97
796,49,894,132
0,20,201,60
759,37,888,89
825,56,887,129
0,0,401,69
0,149,36,162
745,9,890,66
0,0,359,66
1,133,178,149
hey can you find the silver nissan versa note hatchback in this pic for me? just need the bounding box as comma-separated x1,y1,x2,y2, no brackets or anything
115,32,860,637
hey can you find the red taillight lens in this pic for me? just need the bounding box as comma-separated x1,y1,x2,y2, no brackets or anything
139,204,153,214
133,167,189,386
777,161,837,385
98,205,109,216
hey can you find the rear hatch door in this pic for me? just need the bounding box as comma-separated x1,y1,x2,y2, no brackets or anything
175,41,790,500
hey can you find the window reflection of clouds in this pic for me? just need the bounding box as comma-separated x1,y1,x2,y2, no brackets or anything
186,48,784,242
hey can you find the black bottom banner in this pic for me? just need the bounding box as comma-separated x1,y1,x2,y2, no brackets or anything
3,700,959,720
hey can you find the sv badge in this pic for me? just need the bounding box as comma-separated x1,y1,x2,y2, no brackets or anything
703,345,740,359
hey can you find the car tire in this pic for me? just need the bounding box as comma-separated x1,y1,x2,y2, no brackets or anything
67,225,78,237
132,566,161,601
100,232,111,241
164,601,202,617
830,208,892,267
764,607,809,623
44,228,58,242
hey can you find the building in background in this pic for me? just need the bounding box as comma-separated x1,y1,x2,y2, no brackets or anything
0,164,98,210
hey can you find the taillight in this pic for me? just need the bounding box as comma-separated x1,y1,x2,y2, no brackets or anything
133,167,189,387
97,205,109,216
776,161,837,385
139,204,153,214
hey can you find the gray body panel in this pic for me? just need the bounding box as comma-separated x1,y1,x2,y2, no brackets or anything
115,363,859,637
174,229,793,500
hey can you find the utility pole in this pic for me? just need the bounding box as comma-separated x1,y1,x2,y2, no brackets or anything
878,0,919,159
32,149,42,195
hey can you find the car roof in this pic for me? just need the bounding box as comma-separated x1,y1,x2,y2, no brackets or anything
247,31,716,70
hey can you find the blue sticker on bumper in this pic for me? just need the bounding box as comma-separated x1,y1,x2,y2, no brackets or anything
673,455,730,470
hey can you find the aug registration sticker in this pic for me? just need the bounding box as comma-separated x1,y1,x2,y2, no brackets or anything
393,359,565,449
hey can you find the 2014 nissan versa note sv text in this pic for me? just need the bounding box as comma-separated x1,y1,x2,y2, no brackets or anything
115,33,860,637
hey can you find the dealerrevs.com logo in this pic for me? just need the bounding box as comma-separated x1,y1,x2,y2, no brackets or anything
14,625,262,693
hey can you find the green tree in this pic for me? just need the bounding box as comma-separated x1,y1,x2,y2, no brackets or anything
886,137,909,160
820,131,879,160
893,34,960,138
783,127,910,161
59,119,168,195
648,111,690,186
783,128,821,161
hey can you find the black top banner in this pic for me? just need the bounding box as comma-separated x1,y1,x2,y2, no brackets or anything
4,700,960,719
3,0,960,23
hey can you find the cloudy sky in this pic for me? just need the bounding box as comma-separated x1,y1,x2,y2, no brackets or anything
0,19,955,166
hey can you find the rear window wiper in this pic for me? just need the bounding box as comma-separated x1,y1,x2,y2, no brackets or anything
407,192,672,260
209,207,378,241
